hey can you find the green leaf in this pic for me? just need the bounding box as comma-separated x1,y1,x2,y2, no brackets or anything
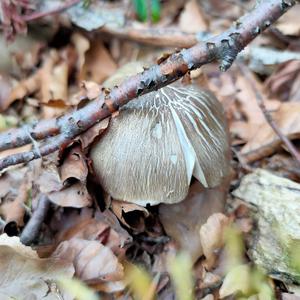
133,0,147,22
151,0,160,22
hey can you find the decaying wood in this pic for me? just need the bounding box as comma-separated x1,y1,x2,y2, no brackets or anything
0,0,298,171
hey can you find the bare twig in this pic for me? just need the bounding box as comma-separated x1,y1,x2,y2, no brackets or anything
20,195,50,245
0,0,298,171
99,25,199,48
22,0,81,22
239,63,300,166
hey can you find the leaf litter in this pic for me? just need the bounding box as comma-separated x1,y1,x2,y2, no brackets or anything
0,0,300,299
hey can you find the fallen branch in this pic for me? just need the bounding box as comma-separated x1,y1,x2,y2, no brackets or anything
0,0,298,171
20,194,50,245
99,25,199,48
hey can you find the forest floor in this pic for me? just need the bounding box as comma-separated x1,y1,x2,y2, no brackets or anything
0,0,300,299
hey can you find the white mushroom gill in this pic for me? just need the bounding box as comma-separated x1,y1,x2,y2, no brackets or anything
90,84,230,206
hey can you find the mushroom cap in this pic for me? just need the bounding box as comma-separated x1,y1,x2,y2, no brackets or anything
90,84,230,206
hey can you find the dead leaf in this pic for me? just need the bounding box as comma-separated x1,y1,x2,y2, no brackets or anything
199,213,230,270
111,199,149,229
56,217,129,258
275,5,300,36
71,33,90,79
0,178,29,226
0,74,13,112
7,71,40,105
0,233,74,300
40,50,68,103
54,238,125,292
80,40,117,84
60,145,88,184
241,102,300,162
179,0,208,33
77,118,110,150
159,181,226,262
36,160,63,194
48,182,92,208
265,60,300,101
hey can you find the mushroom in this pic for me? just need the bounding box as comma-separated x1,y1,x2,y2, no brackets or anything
90,63,230,206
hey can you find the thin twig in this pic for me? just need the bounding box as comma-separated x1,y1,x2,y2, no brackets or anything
22,0,81,22
239,63,300,167
0,0,298,171
20,194,51,245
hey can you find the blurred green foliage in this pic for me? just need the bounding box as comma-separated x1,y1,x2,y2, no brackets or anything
133,0,160,23
58,277,100,300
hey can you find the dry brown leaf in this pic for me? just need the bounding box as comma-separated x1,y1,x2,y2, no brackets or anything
0,234,74,300
54,238,125,292
40,50,68,103
275,5,300,36
111,199,149,229
0,178,29,226
60,145,88,184
0,74,13,112
79,40,117,84
48,182,92,208
36,160,63,194
265,60,300,101
71,33,90,79
199,213,230,270
179,0,208,33
290,72,300,102
80,80,101,100
77,118,110,150
7,71,40,105
69,80,101,106
241,102,300,162
0,166,27,199
55,217,129,258
159,181,226,262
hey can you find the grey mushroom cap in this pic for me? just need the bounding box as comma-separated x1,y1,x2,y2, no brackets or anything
90,84,230,206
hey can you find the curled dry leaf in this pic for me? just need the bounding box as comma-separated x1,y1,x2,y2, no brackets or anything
199,213,230,270
55,217,129,258
159,181,226,262
0,234,74,300
60,145,88,184
54,238,125,293
33,155,91,208
111,199,149,229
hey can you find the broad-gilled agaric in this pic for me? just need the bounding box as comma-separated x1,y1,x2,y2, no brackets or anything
90,63,230,207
